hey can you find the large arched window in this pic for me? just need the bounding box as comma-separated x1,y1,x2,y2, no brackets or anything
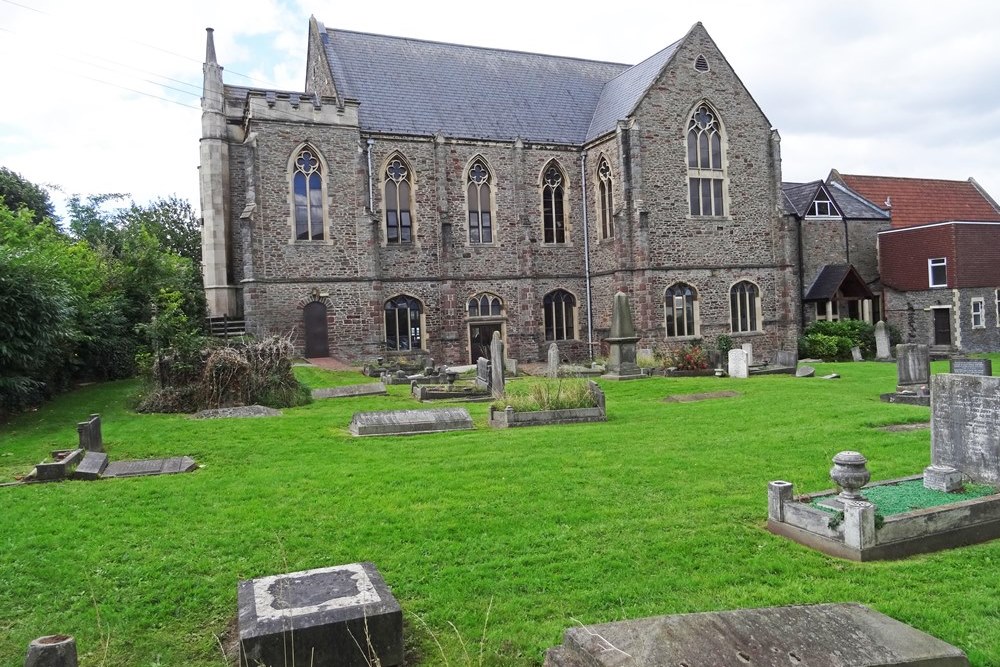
597,157,614,239
384,295,423,351
542,161,567,244
468,293,503,318
467,159,493,244
687,103,725,217
293,146,324,240
730,281,761,333
543,289,576,341
665,283,699,338
384,156,412,244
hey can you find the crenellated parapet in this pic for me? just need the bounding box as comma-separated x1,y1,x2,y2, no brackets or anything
243,90,358,127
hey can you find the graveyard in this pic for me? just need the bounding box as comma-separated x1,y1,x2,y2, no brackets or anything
2,356,1000,665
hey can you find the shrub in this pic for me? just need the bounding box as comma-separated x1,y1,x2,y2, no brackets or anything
798,333,843,360
665,343,709,370
804,319,875,358
716,334,733,356
492,378,596,412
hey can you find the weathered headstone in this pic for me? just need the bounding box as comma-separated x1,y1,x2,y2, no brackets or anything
489,331,505,398
928,374,1000,486
602,292,643,380
875,320,892,360
24,635,78,667
727,349,749,379
312,383,387,399
102,456,197,478
774,349,798,368
741,342,753,367
349,408,474,436
851,346,863,362
543,604,969,667
76,414,103,453
505,358,518,376
949,357,992,376
476,356,491,391
238,562,403,667
896,344,930,392
547,343,560,378
74,451,108,480
795,365,815,378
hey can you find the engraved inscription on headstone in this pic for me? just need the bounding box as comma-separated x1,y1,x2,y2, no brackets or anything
896,344,930,389
102,456,197,478
949,358,992,376
930,374,1000,485
476,357,491,391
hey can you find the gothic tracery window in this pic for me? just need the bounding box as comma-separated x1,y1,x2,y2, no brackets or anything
543,289,576,341
687,104,725,217
542,161,567,244
467,159,493,244
597,157,614,239
730,281,761,333
468,293,503,318
384,157,412,243
293,147,324,240
665,283,699,338
384,295,423,351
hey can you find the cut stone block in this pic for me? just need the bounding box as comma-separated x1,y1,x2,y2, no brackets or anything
349,408,473,436
851,345,863,361
923,465,964,492
544,603,968,667
74,451,108,480
312,382,387,399
34,449,84,481
238,562,403,667
102,456,197,478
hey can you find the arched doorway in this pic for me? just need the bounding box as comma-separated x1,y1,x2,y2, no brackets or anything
303,301,329,358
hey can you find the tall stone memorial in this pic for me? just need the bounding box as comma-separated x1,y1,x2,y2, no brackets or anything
895,344,930,392
547,343,560,379
874,320,892,361
602,292,642,380
489,331,505,398
926,374,1000,488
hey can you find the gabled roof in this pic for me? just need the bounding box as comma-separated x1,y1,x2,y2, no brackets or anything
320,26,692,144
832,173,1000,228
781,181,823,217
780,180,889,220
803,264,873,302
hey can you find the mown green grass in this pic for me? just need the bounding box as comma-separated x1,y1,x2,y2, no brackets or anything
2,358,999,665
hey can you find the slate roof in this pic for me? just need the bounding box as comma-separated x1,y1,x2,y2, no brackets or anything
836,174,1000,229
781,181,822,217
781,180,889,220
322,28,683,144
803,264,873,301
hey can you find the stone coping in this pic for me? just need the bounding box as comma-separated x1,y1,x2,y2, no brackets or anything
349,407,474,436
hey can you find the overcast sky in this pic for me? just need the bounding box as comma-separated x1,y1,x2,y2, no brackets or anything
3,0,1000,218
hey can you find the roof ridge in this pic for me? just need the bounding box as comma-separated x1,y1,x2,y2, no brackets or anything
841,173,977,185
599,37,683,87
828,181,891,218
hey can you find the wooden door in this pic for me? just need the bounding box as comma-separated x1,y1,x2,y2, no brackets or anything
303,301,329,358
932,308,952,346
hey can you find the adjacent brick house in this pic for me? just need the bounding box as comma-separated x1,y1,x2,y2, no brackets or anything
200,18,797,363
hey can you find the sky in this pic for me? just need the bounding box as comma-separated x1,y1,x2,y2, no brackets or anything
2,0,1000,219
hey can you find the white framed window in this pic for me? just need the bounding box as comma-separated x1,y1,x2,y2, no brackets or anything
384,295,423,351
807,190,837,217
971,298,985,329
928,257,947,288
730,280,761,333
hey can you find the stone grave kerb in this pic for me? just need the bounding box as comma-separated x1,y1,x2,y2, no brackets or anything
602,291,642,380
489,331,505,398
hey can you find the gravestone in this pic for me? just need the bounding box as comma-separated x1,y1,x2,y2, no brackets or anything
741,342,753,367
949,357,992,376
547,343,560,378
312,383,387,399
795,365,815,378
602,292,643,380
74,451,108,480
543,603,968,667
349,408,474,436
774,349,798,368
896,344,930,391
727,349,749,379
489,331,505,398
851,346,863,362
476,357,491,391
927,374,1000,486
505,358,518,376
238,562,403,667
76,414,103,453
102,456,197,478
875,320,892,360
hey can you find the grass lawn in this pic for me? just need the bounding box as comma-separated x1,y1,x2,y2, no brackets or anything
2,357,999,665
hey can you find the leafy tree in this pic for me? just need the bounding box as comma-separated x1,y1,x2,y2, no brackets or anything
118,196,202,266
0,166,55,224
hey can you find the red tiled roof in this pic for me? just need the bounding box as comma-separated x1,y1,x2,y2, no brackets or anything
837,174,1000,229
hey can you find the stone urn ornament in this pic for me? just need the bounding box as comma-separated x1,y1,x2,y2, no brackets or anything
830,451,870,503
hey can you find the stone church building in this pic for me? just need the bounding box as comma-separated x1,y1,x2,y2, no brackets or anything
200,18,799,363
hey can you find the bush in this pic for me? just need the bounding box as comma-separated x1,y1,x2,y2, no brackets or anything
798,333,846,360
805,319,875,358
664,343,709,370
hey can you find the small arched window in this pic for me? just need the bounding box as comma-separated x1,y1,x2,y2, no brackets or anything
687,104,725,217
597,157,614,239
730,281,761,333
293,147,324,240
467,159,493,244
542,161,567,244
468,293,503,318
665,283,699,338
384,295,423,351
384,157,412,243
543,289,576,341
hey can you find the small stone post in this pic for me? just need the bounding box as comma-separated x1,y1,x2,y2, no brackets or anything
25,635,78,667
842,500,876,551
767,481,794,522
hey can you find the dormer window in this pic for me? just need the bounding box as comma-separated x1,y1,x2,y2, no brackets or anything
808,190,837,217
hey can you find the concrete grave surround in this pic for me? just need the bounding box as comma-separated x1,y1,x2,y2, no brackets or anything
875,320,892,360
489,331,505,398
728,349,749,379
949,357,993,376
34,449,84,481
896,343,930,390
76,414,103,453
543,604,968,667
930,374,1000,485
238,562,403,667
602,291,643,380
349,407,474,436
312,382,387,399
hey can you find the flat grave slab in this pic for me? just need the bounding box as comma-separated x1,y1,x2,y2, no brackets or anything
544,603,968,667
349,407,473,436
192,405,282,419
238,561,402,667
103,456,197,478
663,391,741,403
949,357,992,376
312,382,387,399
74,451,108,480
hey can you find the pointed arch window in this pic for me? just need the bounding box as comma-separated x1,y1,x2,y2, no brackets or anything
293,147,324,240
542,162,567,244
687,104,725,217
467,159,493,244
543,289,576,341
468,293,503,318
665,283,699,338
384,295,423,351
730,281,761,333
597,157,614,239
384,157,412,243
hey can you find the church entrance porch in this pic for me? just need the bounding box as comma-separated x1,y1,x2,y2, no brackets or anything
469,323,502,363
